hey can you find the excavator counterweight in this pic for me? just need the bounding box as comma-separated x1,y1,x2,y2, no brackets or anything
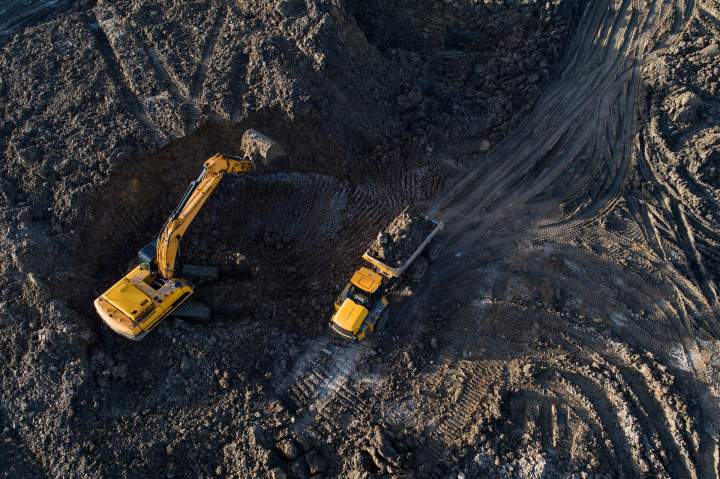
94,129,286,340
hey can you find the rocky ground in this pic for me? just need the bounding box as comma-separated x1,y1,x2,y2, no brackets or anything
2,0,720,478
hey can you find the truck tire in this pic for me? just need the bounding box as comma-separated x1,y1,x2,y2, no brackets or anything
409,256,429,282
423,238,443,263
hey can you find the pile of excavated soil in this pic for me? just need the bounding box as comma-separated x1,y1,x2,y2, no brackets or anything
367,207,436,267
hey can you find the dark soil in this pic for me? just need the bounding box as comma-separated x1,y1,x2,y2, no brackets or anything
10,1,720,479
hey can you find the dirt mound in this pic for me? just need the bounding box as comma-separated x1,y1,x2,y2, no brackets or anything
367,207,436,267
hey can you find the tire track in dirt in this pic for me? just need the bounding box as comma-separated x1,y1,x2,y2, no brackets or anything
93,3,187,139
526,0,670,229
634,192,715,342
190,5,227,102
672,202,720,311
546,372,626,471
197,5,250,121
140,36,201,134
90,12,167,144
429,0,685,231
565,336,700,478
408,229,697,477
411,276,704,476
639,110,720,314
635,113,720,340
97,2,227,135
409,300,504,476
561,368,654,476
698,1,720,41
543,335,696,476
272,338,379,442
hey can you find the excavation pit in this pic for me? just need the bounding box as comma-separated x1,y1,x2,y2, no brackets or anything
55,122,442,346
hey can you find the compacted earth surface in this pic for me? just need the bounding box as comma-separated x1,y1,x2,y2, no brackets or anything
2,0,720,478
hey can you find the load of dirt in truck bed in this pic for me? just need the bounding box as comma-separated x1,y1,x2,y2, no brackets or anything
367,207,436,267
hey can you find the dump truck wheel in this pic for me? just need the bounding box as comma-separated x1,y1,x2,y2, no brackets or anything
409,256,429,282
423,239,443,263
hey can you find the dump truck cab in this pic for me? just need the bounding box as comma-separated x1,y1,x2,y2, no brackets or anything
330,267,389,341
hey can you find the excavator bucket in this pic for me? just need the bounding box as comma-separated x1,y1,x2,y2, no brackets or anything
241,129,288,171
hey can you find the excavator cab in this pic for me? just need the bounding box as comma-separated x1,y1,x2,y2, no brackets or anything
94,237,195,340
137,240,158,272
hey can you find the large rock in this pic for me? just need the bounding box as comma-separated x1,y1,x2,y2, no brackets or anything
668,90,703,123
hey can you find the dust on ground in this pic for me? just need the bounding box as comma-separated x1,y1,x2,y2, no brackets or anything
2,1,720,478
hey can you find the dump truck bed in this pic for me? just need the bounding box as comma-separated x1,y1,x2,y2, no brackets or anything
362,207,443,278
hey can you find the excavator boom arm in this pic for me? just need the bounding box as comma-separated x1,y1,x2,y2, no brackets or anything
156,154,255,279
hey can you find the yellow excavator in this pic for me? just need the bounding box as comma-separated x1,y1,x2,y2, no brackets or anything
94,129,286,340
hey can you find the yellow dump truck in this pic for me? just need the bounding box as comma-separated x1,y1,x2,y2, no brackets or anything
329,208,443,341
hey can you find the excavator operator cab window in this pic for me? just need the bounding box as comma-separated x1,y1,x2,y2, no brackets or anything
137,240,158,271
